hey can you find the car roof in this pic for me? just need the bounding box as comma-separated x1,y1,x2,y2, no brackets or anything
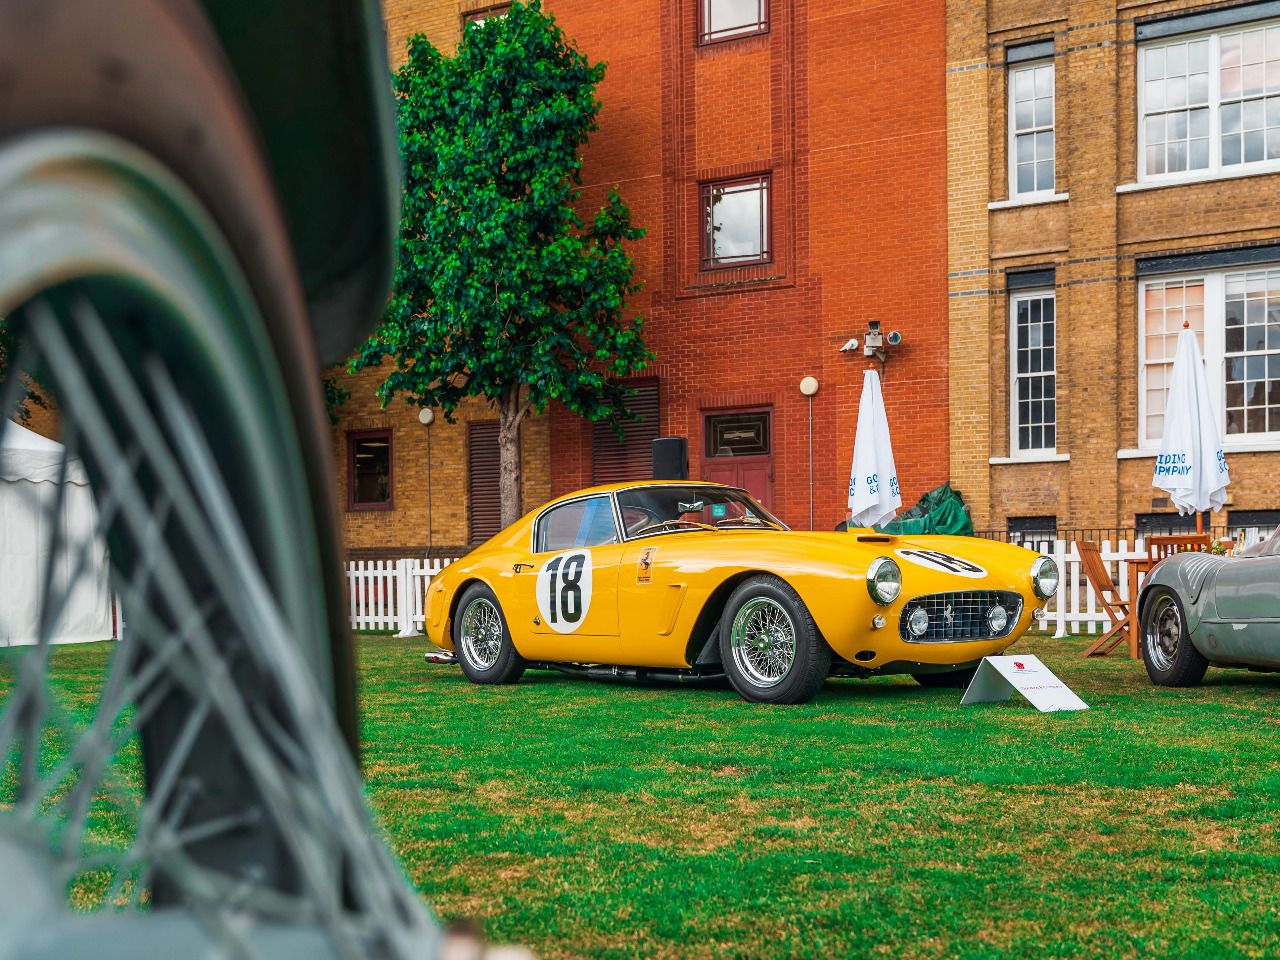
549,479,738,501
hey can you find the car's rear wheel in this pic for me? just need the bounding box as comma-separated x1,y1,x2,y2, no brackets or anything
719,575,830,704
912,668,977,689
454,584,526,685
1142,586,1209,687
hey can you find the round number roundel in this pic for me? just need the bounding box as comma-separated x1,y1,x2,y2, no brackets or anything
894,548,987,579
536,550,593,633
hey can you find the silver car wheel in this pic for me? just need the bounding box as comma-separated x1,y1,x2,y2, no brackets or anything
1145,594,1183,672
460,597,503,669
729,597,797,687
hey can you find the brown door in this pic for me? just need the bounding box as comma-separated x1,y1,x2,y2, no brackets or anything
702,409,775,510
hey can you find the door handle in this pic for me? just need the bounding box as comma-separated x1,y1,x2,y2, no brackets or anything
513,562,534,573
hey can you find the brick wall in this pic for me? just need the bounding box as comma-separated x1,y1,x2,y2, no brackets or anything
327,362,551,557
373,0,950,540
951,0,1280,533
546,0,952,531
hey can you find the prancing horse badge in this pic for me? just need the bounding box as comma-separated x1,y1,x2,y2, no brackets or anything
637,547,658,584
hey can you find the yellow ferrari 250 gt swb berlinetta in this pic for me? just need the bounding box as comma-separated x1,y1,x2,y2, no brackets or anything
423,481,1059,703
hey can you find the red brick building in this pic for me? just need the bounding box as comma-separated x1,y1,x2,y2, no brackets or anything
542,0,951,529
346,0,951,554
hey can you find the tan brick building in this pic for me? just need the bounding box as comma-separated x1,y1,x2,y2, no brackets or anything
948,0,1280,539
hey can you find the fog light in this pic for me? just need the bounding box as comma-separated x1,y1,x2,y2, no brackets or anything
987,604,1009,633
871,614,886,630
907,607,930,637
1033,607,1046,621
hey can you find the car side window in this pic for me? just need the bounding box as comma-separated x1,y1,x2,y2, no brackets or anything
535,496,619,552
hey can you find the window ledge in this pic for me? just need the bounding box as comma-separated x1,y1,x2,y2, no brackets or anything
1120,442,1280,458
1118,163,1280,194
987,192,1069,210
989,453,1070,465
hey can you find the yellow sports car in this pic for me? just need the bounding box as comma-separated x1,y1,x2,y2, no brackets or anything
424,481,1059,703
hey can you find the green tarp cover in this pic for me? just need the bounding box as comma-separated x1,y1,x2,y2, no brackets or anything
877,483,973,536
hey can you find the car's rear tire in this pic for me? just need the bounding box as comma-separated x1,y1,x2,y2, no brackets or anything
719,575,831,704
454,584,526,685
1141,586,1209,687
912,668,977,689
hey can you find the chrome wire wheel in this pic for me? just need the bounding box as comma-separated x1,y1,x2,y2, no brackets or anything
1145,593,1183,673
0,132,436,958
459,598,503,670
729,597,797,688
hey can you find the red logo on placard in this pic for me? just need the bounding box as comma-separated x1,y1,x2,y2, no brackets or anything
1014,661,1025,670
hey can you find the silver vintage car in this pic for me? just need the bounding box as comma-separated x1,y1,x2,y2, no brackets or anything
1139,527,1280,686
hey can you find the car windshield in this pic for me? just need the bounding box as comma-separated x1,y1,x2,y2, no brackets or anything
615,485,784,538
1240,526,1280,558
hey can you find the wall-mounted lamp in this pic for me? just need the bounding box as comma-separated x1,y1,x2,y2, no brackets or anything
418,407,435,555
799,377,819,530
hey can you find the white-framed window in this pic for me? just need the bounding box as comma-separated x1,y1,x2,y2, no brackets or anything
1140,267,1280,446
1009,61,1056,197
1010,290,1057,454
1139,21,1280,182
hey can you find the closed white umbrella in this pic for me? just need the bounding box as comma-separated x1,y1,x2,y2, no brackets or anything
847,369,901,528
1152,324,1230,529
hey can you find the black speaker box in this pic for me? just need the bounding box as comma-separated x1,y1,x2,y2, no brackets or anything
651,437,689,480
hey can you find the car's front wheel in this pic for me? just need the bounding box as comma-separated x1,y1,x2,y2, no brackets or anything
1141,586,1208,687
454,584,526,685
719,575,831,704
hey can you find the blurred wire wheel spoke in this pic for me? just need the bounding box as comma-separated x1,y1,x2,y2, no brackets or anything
1,284,435,955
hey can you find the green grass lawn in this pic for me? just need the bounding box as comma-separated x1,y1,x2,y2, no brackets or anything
6,634,1279,957
358,632,1280,959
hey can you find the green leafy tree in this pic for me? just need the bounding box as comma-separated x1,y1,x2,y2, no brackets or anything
352,0,651,527
0,319,44,422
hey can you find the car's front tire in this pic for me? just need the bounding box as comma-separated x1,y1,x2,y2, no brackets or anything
912,668,977,689
1141,586,1208,687
454,584,526,685
719,575,831,704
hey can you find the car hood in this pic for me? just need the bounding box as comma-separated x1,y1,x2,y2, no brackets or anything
658,529,1042,589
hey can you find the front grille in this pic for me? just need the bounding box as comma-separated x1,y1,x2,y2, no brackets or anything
899,591,1023,643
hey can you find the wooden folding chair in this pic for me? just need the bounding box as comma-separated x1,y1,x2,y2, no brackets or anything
1076,539,1132,657
1146,533,1211,562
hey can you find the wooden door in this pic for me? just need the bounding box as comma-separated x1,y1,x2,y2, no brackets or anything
702,408,775,511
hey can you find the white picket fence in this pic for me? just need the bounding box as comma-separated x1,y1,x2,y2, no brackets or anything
1025,527,1269,637
345,558,457,636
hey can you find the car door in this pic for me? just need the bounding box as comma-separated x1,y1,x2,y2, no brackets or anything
508,494,624,665
1211,554,1280,665
616,537,714,669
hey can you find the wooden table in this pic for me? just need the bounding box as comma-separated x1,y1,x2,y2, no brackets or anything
1125,557,1155,660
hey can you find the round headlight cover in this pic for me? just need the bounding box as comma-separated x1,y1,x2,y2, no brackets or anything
987,604,1009,633
867,557,902,605
907,606,930,637
1031,556,1059,599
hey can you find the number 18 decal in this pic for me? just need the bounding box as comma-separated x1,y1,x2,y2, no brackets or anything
536,550,593,633
895,548,987,578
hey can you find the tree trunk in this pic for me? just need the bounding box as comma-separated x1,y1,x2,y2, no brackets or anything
497,385,524,529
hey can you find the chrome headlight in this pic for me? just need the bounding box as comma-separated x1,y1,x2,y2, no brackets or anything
866,557,902,605
1031,556,1059,599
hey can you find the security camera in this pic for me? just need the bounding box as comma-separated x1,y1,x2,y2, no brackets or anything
868,320,881,333
839,337,860,353
886,330,903,347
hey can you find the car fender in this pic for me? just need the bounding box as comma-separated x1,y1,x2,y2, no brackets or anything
1139,552,1228,639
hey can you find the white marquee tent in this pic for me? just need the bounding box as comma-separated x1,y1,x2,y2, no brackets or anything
0,420,113,646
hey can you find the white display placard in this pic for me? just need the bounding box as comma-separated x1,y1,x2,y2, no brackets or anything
960,655,1089,712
